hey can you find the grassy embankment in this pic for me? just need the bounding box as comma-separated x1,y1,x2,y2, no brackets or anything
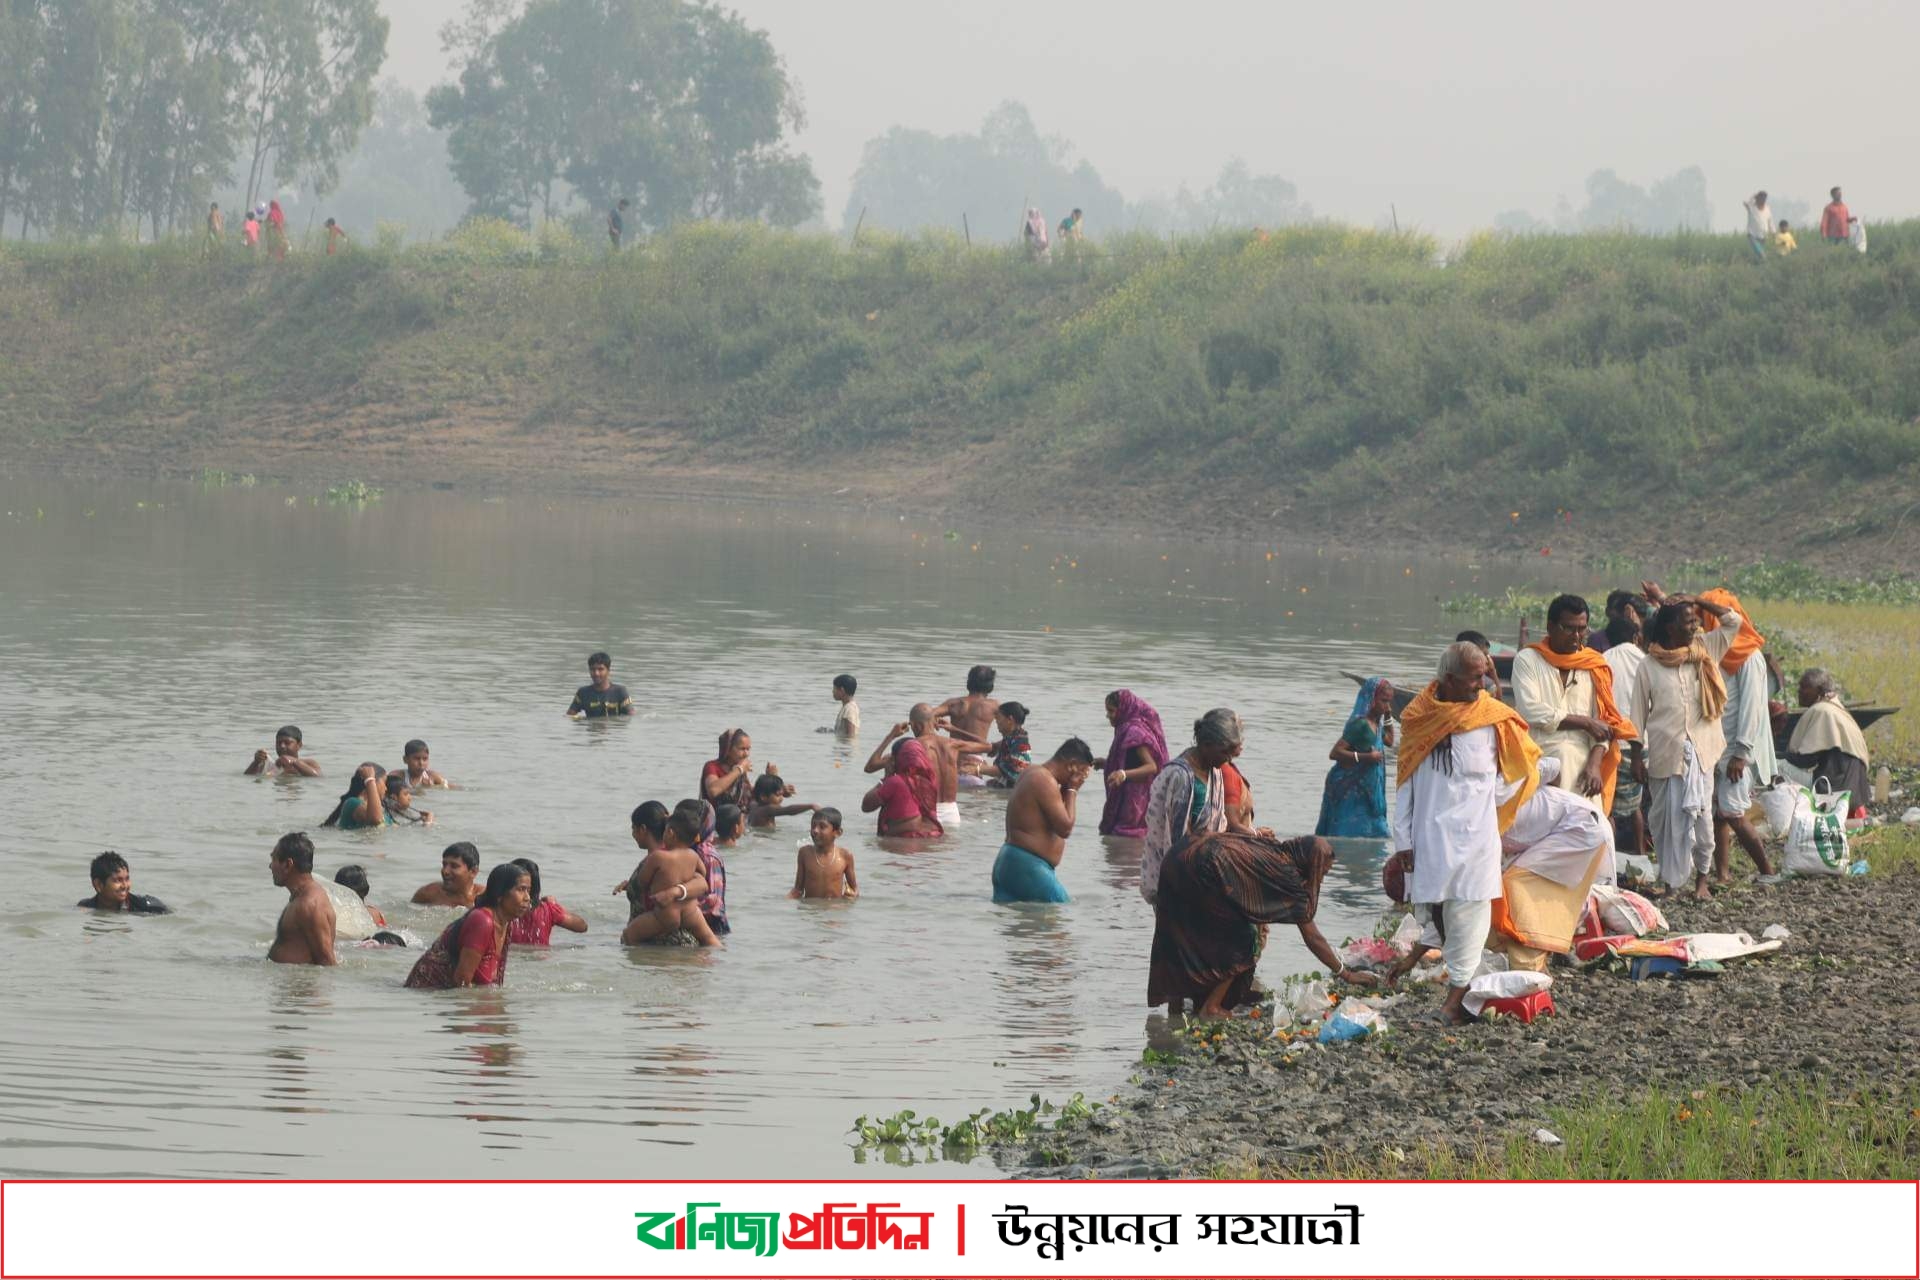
3,219,1920,563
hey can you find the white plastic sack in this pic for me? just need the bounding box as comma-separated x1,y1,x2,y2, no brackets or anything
1591,884,1669,936
1757,784,1797,841
1783,779,1850,877
1462,969,1552,1016
322,880,377,941
1678,932,1783,963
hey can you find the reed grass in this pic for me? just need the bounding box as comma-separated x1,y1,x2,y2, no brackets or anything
1761,601,1920,763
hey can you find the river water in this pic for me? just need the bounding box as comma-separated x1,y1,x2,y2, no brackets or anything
0,476,1532,1178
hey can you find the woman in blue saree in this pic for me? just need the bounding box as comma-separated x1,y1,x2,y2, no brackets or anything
1314,677,1395,838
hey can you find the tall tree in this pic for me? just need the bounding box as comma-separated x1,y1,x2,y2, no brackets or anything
429,0,818,230
235,0,388,210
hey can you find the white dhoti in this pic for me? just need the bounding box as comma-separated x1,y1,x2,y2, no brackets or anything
936,800,962,825
1651,741,1714,887
1436,900,1493,987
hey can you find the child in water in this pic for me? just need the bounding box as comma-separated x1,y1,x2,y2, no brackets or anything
713,803,745,848
382,774,435,825
789,809,857,899
402,739,449,789
988,702,1033,786
334,864,388,927
748,773,819,829
620,807,722,946
831,674,860,736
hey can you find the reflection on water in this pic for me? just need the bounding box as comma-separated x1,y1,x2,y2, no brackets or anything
0,475,1532,1178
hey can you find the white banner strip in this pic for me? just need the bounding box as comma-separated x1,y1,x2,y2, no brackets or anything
3,1179,1915,1279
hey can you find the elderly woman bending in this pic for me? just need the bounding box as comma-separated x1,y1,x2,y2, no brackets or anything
1143,707,1371,1018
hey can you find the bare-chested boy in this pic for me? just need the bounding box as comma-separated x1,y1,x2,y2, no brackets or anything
267,832,337,965
748,772,819,829
412,842,480,907
788,808,858,899
246,725,321,777
929,665,1000,746
620,807,722,946
993,739,1094,903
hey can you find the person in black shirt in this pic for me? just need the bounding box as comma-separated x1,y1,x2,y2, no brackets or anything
77,851,170,914
608,198,629,252
567,651,634,718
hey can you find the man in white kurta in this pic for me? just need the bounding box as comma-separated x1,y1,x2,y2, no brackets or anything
1713,646,1779,880
1512,596,1611,796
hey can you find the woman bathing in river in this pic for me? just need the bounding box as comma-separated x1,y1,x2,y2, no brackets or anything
861,737,944,837
404,863,532,988
1314,677,1395,839
1098,690,1169,838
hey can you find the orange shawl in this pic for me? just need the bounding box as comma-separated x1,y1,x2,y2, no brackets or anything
1695,588,1764,676
1522,642,1639,812
1397,684,1542,834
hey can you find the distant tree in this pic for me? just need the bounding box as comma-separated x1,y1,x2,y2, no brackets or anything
300,80,465,237
429,0,818,230
845,100,1126,237
1566,165,1712,232
1142,157,1313,232
234,0,389,210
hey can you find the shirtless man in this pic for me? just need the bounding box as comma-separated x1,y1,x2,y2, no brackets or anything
245,725,321,777
788,808,858,900
929,665,1000,746
863,705,988,827
267,832,336,966
620,807,722,946
412,842,480,907
993,738,1095,903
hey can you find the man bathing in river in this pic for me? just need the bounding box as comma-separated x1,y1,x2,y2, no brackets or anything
928,665,1001,751
245,725,321,776
1393,642,1541,1024
995,738,1096,904
566,651,633,718
267,832,336,966
412,842,480,907
789,809,858,899
78,851,170,914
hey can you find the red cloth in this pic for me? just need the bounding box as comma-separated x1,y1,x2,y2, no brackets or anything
405,908,509,988
890,739,944,832
1821,201,1851,241
507,897,567,946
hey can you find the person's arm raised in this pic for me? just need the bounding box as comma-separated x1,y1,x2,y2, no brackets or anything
863,727,907,775
1040,774,1078,839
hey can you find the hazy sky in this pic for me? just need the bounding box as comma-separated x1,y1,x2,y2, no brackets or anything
382,0,1916,237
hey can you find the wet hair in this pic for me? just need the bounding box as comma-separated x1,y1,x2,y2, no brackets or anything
90,851,128,884
372,930,407,947
998,701,1029,726
1604,615,1640,647
449,864,529,944
714,803,744,837
384,772,411,798
273,832,315,873
334,865,371,899
631,800,669,840
752,773,785,802
834,674,857,695
1192,708,1244,749
587,651,611,670
1546,593,1590,626
276,725,303,744
1801,667,1839,698
1438,641,1487,680
404,739,428,758
442,841,480,872
1650,602,1693,648
966,665,996,694
1051,737,1097,765
1453,630,1491,651
666,806,703,845
816,806,844,832
509,857,542,903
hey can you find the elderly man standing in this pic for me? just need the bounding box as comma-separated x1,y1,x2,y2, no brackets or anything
1513,593,1634,807
1629,586,1746,899
1393,642,1541,1024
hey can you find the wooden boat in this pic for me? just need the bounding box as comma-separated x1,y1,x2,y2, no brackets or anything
1339,671,1897,753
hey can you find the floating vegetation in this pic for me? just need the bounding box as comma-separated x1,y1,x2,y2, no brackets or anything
198,468,258,488
848,1091,1102,1161
323,479,383,505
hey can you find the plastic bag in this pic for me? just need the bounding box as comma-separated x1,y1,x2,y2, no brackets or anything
1462,969,1551,1017
1782,779,1849,877
1591,884,1669,936
322,880,377,941
1317,998,1383,1042
1390,913,1425,955
1757,784,1796,841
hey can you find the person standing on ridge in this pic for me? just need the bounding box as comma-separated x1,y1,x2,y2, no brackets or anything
1820,187,1851,244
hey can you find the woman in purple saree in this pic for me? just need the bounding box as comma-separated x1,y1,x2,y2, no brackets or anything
1099,689,1170,837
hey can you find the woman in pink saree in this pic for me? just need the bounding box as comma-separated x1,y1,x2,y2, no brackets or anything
1099,689,1169,837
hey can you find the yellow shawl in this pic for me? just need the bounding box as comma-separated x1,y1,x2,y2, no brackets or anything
1398,684,1542,834
1647,639,1728,725
1522,641,1639,813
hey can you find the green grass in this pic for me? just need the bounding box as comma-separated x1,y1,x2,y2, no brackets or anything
1855,825,1920,878
1311,1080,1920,1179
5,220,1920,551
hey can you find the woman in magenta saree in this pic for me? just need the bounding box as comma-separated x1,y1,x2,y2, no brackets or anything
1099,689,1169,837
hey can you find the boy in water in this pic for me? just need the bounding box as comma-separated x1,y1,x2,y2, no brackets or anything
789,808,857,899
832,674,861,736
929,665,1000,745
713,804,745,848
566,651,633,718
77,851,170,914
382,774,435,825
620,808,722,946
334,864,388,927
402,739,449,789
748,773,819,829
246,725,321,776
412,842,480,907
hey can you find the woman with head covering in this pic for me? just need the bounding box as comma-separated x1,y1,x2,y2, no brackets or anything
701,729,755,812
1314,678,1396,839
1099,690,1170,838
1023,207,1050,263
266,199,288,260
861,737,944,837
